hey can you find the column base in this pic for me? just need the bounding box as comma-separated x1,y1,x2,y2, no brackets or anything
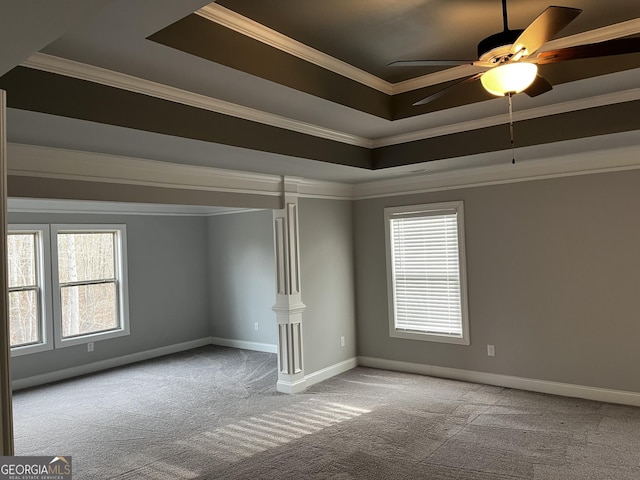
276,377,307,394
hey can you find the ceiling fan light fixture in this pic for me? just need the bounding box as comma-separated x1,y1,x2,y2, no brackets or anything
480,63,538,96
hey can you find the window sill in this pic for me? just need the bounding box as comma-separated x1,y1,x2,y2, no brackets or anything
390,329,470,345
55,327,130,349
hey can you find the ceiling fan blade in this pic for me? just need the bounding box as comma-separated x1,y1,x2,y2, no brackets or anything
413,73,483,106
535,37,640,64
511,6,582,57
524,74,553,97
389,60,475,67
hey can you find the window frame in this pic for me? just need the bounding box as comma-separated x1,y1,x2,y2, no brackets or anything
7,224,53,357
384,201,470,345
50,224,130,348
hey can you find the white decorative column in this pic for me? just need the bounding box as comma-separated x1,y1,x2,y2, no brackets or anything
0,90,14,454
272,191,306,393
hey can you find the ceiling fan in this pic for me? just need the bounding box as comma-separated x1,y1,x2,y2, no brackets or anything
390,0,640,106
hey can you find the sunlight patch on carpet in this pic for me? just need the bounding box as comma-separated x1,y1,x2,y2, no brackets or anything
177,399,371,462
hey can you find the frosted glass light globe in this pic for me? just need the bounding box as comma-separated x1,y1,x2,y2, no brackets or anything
481,63,538,96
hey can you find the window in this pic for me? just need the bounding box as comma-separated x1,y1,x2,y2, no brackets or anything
7,225,53,356
385,202,470,345
7,223,130,354
51,225,130,348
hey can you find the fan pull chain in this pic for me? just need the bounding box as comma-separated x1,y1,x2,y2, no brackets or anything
508,92,516,164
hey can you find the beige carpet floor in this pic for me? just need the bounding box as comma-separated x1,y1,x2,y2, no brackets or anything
12,346,640,479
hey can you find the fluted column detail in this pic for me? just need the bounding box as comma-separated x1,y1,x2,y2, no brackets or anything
272,197,306,393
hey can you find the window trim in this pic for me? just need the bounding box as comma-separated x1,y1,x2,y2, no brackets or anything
384,201,470,345
8,224,53,357
50,224,130,348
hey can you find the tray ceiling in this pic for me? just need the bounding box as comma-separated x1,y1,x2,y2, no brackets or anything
0,0,638,182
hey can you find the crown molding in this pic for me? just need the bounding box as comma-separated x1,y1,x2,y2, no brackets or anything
196,3,393,95
22,43,640,155
7,135,640,208
539,18,640,53
21,53,371,148
20,47,638,153
7,144,358,202
283,176,354,200
393,19,640,94
7,143,283,196
7,198,255,217
353,140,640,200
392,65,484,95
373,87,640,148
392,19,640,94
196,4,640,96
196,2,477,96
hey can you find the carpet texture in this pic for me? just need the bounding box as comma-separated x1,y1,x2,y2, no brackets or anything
12,346,640,479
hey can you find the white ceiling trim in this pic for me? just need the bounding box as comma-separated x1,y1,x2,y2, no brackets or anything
197,4,640,96
392,65,483,96
196,3,394,95
7,143,284,196
21,53,372,148
393,19,640,94
20,54,637,153
282,177,353,200
9,140,640,206
7,143,354,201
352,142,640,199
8,198,256,217
540,18,640,53
373,87,640,148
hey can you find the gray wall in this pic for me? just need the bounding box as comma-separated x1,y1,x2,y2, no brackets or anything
354,169,640,393
9,212,211,380
207,210,277,345
299,198,357,374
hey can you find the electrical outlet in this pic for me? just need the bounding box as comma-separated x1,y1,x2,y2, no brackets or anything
87,342,94,352
340,336,345,347
254,322,259,331
487,344,495,357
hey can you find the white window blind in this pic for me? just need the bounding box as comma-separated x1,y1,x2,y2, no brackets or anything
386,202,469,344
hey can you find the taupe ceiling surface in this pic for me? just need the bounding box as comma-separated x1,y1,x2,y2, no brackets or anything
149,0,640,120
0,0,638,181
217,0,640,82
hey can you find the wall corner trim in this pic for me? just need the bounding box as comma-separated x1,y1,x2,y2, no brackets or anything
357,356,640,407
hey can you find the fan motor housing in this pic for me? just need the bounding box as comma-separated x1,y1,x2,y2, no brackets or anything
477,29,524,62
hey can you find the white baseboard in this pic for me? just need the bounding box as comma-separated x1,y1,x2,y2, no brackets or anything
12,337,212,391
357,356,640,408
210,337,277,353
305,357,358,388
277,378,307,394
12,336,277,391
15,338,639,407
